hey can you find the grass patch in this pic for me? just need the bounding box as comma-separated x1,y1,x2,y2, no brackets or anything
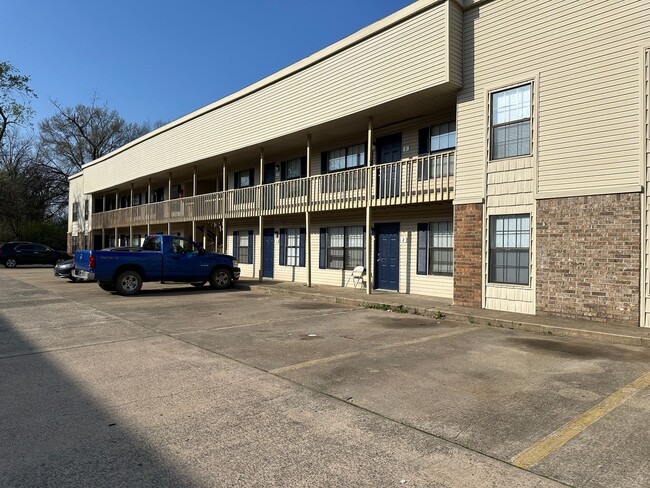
363,303,410,314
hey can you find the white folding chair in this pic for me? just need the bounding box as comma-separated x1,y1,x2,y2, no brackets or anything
346,265,366,289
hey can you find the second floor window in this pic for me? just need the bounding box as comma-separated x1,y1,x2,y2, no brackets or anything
419,122,456,154
72,203,79,221
490,84,531,160
84,200,89,220
323,144,366,173
235,169,254,189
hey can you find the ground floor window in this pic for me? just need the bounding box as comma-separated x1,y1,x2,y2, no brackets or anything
72,235,79,252
489,214,530,285
233,230,253,264
320,226,364,270
280,228,305,267
417,221,453,275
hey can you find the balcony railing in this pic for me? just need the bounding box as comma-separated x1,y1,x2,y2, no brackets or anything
92,152,454,229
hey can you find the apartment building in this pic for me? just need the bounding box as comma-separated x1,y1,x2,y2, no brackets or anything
68,0,650,327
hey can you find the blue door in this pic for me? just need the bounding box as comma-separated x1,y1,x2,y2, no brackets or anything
376,133,402,198
263,228,274,278
375,223,399,291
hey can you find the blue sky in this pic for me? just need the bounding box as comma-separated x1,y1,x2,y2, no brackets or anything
2,0,414,127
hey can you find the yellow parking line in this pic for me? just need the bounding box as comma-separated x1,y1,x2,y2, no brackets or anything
270,327,481,375
511,370,650,470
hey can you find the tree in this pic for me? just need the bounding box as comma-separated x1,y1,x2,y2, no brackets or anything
0,61,36,146
0,130,63,240
39,96,151,176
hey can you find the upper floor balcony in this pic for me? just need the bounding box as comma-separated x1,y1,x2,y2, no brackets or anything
91,151,454,230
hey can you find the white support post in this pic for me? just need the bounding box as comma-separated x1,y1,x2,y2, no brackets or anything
222,159,227,253
366,117,373,295
146,179,151,236
258,148,264,281
306,134,312,287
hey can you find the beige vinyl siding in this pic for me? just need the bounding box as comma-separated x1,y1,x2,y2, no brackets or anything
83,4,453,194
68,174,85,233
309,212,369,288
485,152,535,315
456,0,650,203
395,215,453,300
448,0,463,87
641,48,650,327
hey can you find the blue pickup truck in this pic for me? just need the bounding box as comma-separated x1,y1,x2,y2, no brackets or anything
74,235,240,296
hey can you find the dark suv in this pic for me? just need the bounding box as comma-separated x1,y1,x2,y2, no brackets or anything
0,242,71,268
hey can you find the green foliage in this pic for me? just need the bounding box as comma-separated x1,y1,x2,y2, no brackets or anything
0,61,36,145
16,220,67,249
363,303,410,314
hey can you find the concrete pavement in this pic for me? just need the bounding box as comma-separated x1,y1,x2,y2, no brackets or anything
240,279,650,348
1,268,649,487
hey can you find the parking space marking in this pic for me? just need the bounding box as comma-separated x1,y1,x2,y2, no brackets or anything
511,370,650,470
270,327,481,374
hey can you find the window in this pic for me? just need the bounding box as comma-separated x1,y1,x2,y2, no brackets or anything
489,215,530,285
417,122,456,179
84,200,89,220
280,228,305,267
231,230,255,264
285,158,302,180
490,84,531,160
72,203,79,222
323,144,366,173
419,122,456,154
321,226,364,270
417,221,453,275
238,232,249,263
235,169,254,189
151,188,164,202
72,236,79,252
142,236,161,251
120,195,130,208
172,237,199,255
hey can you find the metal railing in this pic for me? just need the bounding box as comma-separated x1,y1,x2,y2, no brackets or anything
92,151,454,229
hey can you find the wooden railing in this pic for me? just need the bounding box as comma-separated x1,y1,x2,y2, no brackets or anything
92,152,454,229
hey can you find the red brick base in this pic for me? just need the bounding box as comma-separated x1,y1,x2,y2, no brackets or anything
454,203,483,308
536,193,640,326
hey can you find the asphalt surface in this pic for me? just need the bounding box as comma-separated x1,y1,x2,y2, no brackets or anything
1,268,649,487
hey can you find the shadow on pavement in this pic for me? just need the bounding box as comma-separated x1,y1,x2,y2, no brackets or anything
0,278,196,487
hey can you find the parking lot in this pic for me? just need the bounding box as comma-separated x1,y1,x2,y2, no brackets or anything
1,268,649,487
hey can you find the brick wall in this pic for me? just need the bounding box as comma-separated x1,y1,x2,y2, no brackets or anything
454,203,483,307
536,193,640,326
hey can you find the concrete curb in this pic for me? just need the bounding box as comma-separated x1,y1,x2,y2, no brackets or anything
245,284,650,349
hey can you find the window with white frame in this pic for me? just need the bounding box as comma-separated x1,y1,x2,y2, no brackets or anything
238,232,250,264
327,144,365,172
417,221,453,276
490,84,531,160
72,203,79,221
286,228,300,266
429,221,454,275
489,214,530,285
327,226,363,270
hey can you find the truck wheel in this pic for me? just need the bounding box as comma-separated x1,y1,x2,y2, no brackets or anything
4,258,17,268
115,270,142,296
209,268,232,289
98,282,116,292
